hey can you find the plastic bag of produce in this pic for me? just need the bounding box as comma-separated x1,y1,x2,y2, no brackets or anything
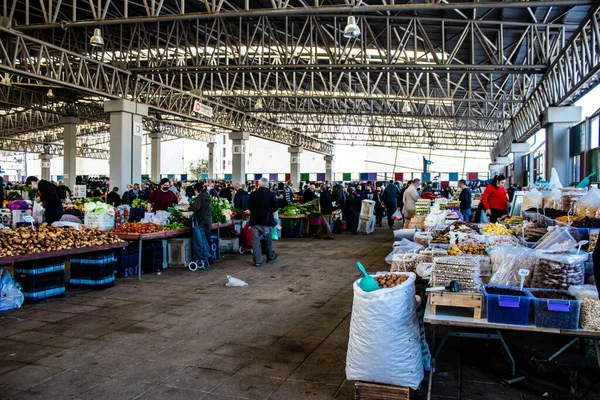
152,210,171,226
534,226,577,251
522,188,543,211
0,269,24,311
574,188,600,218
568,285,600,330
531,251,588,290
385,239,423,264
488,245,537,286
346,272,424,389
32,201,45,224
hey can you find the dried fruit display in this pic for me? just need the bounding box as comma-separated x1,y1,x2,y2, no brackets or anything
374,273,410,289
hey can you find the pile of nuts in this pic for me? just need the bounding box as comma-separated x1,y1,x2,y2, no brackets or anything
531,255,585,290
375,273,409,289
448,243,487,256
581,298,600,331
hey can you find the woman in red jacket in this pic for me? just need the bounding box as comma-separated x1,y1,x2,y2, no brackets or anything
481,174,509,223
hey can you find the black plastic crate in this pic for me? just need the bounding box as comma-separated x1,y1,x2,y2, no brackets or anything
22,287,66,303
14,270,65,293
14,262,66,304
115,245,140,278
142,241,163,272
70,250,116,266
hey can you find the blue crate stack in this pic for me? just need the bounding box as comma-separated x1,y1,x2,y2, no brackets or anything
70,250,116,289
115,244,139,278
142,241,163,272
14,258,66,303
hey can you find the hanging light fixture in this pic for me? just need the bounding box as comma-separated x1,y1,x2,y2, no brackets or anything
402,101,411,113
344,16,360,39
47,89,55,98
255,98,263,110
90,28,104,47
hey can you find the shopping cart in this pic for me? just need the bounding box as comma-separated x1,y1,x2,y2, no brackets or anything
188,216,211,271
239,220,254,254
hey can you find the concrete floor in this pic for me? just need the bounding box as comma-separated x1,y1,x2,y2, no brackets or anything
0,227,599,399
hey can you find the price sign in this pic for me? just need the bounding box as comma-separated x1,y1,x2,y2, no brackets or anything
23,215,35,231
518,269,529,291
73,185,87,199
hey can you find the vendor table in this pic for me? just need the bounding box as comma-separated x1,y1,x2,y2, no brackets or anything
112,222,234,280
279,214,309,235
424,302,600,400
0,241,127,265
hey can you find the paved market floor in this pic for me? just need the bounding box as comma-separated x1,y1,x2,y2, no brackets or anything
1,227,600,400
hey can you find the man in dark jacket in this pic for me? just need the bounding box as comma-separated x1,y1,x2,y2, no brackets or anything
106,187,122,207
234,183,249,210
56,180,72,201
301,184,317,204
316,185,334,239
248,177,278,267
373,187,385,227
458,180,472,221
26,176,63,224
0,176,4,207
382,180,401,229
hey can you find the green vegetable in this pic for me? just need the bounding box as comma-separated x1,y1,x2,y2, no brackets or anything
132,199,148,209
211,197,226,223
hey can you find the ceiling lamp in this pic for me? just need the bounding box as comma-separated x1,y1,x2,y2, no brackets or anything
255,98,263,110
344,16,360,39
90,28,104,47
401,101,411,114
47,89,55,98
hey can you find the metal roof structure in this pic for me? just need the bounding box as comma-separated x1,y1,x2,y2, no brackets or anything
0,0,599,158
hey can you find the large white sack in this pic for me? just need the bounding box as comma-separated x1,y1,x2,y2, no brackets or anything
346,272,424,389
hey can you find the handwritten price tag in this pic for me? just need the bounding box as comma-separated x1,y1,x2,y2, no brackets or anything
23,215,35,231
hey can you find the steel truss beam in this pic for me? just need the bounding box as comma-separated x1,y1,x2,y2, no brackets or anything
10,0,592,30
492,3,600,159
0,28,333,155
0,138,110,159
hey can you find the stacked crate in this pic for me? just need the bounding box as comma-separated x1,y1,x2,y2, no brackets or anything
70,250,116,289
115,244,139,278
14,258,65,303
168,238,192,267
142,241,163,273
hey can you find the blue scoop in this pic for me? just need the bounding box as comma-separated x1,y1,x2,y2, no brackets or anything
356,262,380,292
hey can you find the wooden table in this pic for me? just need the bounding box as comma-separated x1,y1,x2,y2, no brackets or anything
424,302,600,399
279,214,309,235
0,241,127,266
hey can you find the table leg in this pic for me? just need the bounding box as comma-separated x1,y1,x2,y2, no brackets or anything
138,238,143,280
548,338,579,362
496,331,516,376
427,326,437,400
594,339,600,370
162,239,168,270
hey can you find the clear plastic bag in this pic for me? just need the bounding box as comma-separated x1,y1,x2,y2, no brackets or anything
152,210,171,225
522,188,543,211
391,253,427,273
531,251,588,289
534,226,577,251
225,275,248,287
574,188,600,218
568,285,600,330
431,256,482,292
488,245,537,286
386,239,423,264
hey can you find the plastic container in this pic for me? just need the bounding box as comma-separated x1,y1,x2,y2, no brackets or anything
167,238,192,268
219,237,240,254
529,289,582,330
142,241,163,272
70,250,116,289
483,285,533,326
280,218,300,229
14,258,66,303
281,226,303,238
115,245,139,278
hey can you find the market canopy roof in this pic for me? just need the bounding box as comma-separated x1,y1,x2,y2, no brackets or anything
0,0,598,155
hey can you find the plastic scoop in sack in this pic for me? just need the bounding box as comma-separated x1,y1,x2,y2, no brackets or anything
576,172,596,188
355,262,379,292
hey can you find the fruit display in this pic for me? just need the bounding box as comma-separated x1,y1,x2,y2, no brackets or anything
482,223,513,236
431,233,450,244
374,273,409,288
115,208,130,228
0,224,123,257
531,253,586,290
431,256,482,292
440,221,480,235
499,215,523,225
572,217,600,228
415,199,431,216
109,222,170,234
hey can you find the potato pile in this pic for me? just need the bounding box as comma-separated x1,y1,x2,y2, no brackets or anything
0,224,123,257
375,273,409,289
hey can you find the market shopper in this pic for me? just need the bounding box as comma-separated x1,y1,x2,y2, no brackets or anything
284,180,294,206
0,176,4,206
301,184,317,204
57,180,72,201
316,184,334,239
190,182,212,232
402,179,421,228
106,187,122,207
458,180,472,222
248,177,278,267
220,183,234,203
26,176,63,224
233,183,249,210
148,178,178,212
383,180,401,229
481,174,509,223
373,187,384,227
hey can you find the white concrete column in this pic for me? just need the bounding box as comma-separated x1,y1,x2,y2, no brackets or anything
104,100,148,192
40,153,52,181
324,155,334,182
511,143,530,187
149,132,163,182
207,142,216,179
541,106,582,186
229,131,249,184
61,116,79,188
288,146,303,187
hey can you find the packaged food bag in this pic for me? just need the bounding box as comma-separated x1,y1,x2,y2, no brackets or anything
346,272,424,389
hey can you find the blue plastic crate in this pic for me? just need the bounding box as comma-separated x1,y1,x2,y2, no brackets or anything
529,289,582,330
281,226,304,238
71,250,116,266
22,286,65,303
70,275,115,289
142,241,163,272
483,285,533,326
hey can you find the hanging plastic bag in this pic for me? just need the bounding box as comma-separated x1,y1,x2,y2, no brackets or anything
152,210,170,226
522,188,543,211
271,228,279,241
549,167,564,190
391,210,403,221
385,239,423,264
0,269,24,311
225,275,248,287
32,201,45,224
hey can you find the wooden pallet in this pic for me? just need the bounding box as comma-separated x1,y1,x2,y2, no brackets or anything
428,291,483,319
354,381,410,400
